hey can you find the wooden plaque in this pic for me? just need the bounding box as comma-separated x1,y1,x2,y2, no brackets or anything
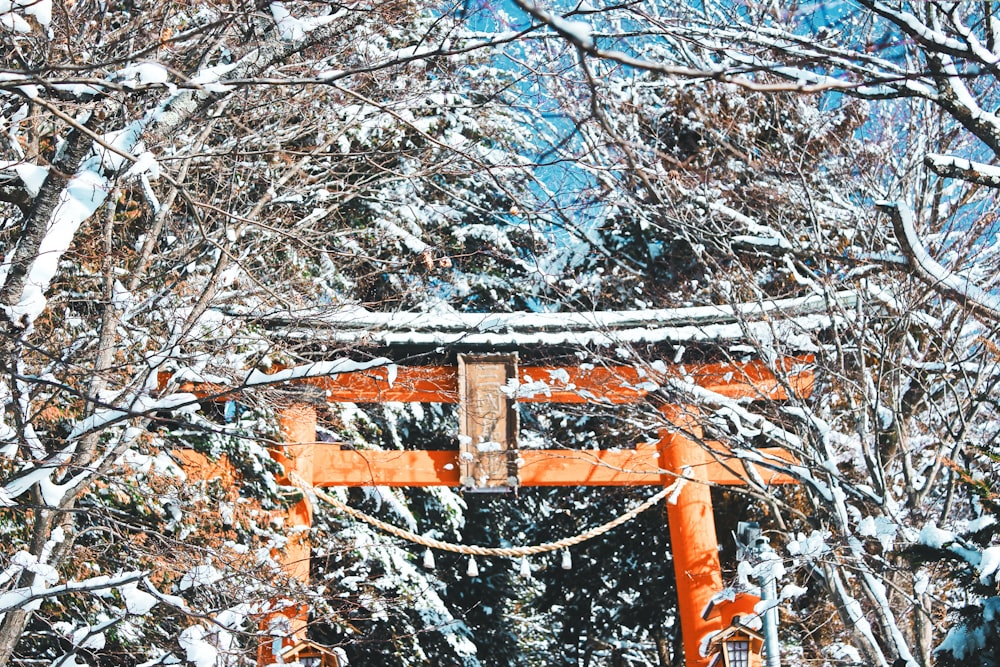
458,353,519,491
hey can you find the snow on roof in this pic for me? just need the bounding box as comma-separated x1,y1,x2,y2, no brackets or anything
271,291,858,348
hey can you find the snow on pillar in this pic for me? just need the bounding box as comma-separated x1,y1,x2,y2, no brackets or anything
659,406,723,667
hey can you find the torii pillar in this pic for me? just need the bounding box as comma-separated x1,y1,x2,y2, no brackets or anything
659,406,723,667
257,401,317,666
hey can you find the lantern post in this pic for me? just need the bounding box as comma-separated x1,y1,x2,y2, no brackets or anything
736,521,781,667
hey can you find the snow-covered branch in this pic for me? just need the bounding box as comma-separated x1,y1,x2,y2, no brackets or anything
924,153,1000,188
0,571,146,615
878,201,1000,322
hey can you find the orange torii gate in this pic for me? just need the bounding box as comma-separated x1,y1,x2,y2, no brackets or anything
172,351,810,667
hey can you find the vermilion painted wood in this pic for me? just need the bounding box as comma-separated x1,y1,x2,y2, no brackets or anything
312,357,814,403
660,408,723,667
265,407,316,667
307,446,798,487
159,356,814,404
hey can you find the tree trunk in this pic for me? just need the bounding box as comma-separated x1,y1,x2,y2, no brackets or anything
0,112,101,329
0,497,56,667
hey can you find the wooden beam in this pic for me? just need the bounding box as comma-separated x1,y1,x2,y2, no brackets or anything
309,365,459,403
159,356,813,403
308,446,798,487
313,358,813,403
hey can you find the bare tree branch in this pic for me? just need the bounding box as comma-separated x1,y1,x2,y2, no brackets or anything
879,200,1000,322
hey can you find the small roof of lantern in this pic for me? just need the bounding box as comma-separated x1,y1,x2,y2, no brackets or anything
704,620,766,667
278,639,342,667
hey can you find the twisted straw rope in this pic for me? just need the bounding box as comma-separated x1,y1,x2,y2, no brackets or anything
293,472,681,557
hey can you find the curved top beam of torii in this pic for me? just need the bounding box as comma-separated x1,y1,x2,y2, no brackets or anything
242,290,858,348
167,294,844,667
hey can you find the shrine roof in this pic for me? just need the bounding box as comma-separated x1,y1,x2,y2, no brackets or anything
265,290,857,350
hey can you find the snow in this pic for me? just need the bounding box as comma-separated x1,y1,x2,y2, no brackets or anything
936,598,1000,660
858,515,897,552
2,443,75,501
67,393,198,442
269,2,340,42
0,571,145,614
0,0,51,26
52,654,88,667
3,168,109,328
732,235,789,250
120,582,159,616
0,161,49,197
378,219,431,254
362,486,418,532
880,201,1000,317
522,0,594,48
0,7,30,32
50,82,105,98
279,291,856,348
245,357,392,386
71,624,106,650
504,376,551,399
178,625,218,667
966,515,997,533
189,63,238,93
926,153,1000,182
780,584,807,600
123,151,160,180
547,368,571,383
9,551,58,585
97,121,147,172
918,523,956,550
178,563,222,591
117,63,171,88
786,531,830,559
826,643,862,663
978,546,1000,585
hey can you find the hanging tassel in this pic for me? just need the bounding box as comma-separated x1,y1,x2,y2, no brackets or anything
422,549,435,570
466,556,479,577
519,556,531,578
561,550,572,570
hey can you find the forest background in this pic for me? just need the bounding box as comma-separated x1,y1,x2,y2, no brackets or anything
2,1,1000,666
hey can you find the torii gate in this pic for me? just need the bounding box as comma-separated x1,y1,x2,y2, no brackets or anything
176,358,807,666
169,295,842,665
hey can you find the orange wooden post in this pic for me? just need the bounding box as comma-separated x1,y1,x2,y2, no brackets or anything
257,401,317,666
276,402,316,582
660,406,723,667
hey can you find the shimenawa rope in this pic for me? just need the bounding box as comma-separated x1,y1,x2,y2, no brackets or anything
292,472,681,558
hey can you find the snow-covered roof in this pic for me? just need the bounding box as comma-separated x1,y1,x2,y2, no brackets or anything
272,291,858,349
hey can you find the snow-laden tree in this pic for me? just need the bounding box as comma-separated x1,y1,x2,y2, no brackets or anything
495,2,1000,665
0,1,552,664
6,0,1000,666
